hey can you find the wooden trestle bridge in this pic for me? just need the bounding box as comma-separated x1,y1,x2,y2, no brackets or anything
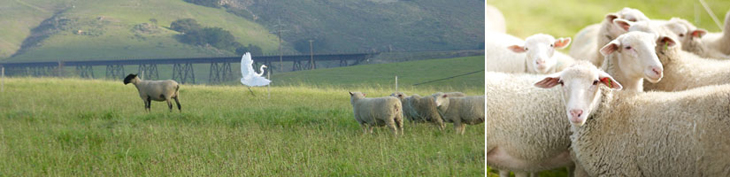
0,52,377,84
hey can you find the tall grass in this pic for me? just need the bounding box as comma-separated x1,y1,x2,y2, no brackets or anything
0,77,484,176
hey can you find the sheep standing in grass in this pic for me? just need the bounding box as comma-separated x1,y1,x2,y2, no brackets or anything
535,62,730,176
350,92,403,135
433,93,483,135
390,92,465,130
123,74,181,112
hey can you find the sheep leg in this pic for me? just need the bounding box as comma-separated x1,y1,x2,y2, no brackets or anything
145,97,151,112
360,124,368,135
459,124,467,135
513,172,529,177
385,119,398,136
166,100,173,112
174,96,181,112
453,121,462,134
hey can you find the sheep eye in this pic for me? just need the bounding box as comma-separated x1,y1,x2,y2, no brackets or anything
558,80,564,86
550,44,554,47
625,46,632,50
679,33,685,37
525,47,529,51
593,80,599,85
628,18,637,22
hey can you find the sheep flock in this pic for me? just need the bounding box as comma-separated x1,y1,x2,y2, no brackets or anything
487,4,730,177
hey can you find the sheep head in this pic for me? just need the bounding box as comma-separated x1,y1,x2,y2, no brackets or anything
535,61,623,127
123,74,138,85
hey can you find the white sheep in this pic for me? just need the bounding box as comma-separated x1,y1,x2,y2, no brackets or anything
349,92,403,135
642,35,730,91
486,71,586,177
487,4,506,33
598,31,665,92
123,74,181,112
432,93,483,135
487,33,574,74
614,17,730,59
390,92,465,130
701,11,730,56
570,7,650,67
535,61,730,176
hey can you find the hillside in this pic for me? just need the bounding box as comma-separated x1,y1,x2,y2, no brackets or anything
226,0,485,53
272,55,485,91
0,0,485,62
0,0,280,62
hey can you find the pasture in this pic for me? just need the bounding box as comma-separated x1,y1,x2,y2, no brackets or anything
0,56,485,176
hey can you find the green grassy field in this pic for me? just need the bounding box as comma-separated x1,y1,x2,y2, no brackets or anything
0,56,485,175
487,0,730,176
273,56,485,92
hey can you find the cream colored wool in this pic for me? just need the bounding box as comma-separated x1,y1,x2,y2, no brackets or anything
350,92,403,135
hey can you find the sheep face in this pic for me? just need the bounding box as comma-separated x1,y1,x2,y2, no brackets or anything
349,92,366,103
123,74,139,85
508,34,571,74
535,62,623,127
600,31,665,83
389,92,406,101
664,18,707,54
605,8,650,39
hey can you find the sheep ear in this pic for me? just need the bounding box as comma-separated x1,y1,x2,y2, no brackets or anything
554,37,571,49
349,92,353,96
613,19,633,32
605,13,618,23
691,29,707,38
598,70,623,90
657,36,677,48
600,40,620,56
534,73,562,88
508,45,526,53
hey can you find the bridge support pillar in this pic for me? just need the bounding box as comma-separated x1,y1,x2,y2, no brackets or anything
173,62,195,84
76,65,94,79
209,62,232,84
106,65,125,79
138,64,158,80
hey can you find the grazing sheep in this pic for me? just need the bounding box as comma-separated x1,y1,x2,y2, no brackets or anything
642,35,730,91
349,92,403,135
433,93,484,135
598,31,665,92
123,74,181,112
535,61,730,177
390,92,465,130
570,7,650,67
701,11,730,56
486,71,586,177
487,4,506,33
487,33,574,74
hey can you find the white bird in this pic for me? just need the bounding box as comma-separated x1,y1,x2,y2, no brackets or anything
240,52,270,94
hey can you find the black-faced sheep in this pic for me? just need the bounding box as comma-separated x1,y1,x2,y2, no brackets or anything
124,74,181,112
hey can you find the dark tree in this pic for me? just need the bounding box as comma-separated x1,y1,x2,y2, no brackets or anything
170,18,201,33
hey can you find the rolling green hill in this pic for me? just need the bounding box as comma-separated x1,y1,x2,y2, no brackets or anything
0,0,280,62
272,55,485,92
1,0,485,62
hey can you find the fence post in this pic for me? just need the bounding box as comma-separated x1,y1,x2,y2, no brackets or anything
395,76,398,93
1,67,4,92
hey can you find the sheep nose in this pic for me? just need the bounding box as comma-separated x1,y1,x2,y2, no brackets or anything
651,67,663,76
570,109,583,118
